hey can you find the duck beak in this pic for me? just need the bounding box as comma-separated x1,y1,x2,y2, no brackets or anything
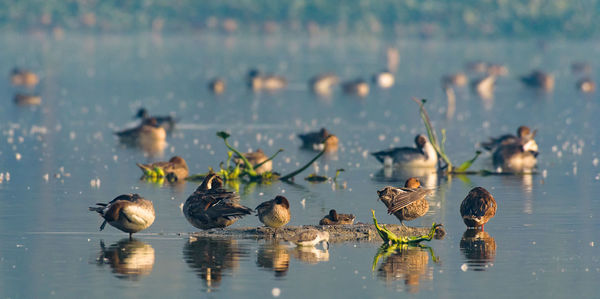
532,151,539,158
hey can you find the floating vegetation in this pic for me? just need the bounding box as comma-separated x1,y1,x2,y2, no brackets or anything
304,168,344,183
187,131,330,185
372,210,440,245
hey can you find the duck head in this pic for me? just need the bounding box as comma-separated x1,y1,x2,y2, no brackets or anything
274,195,290,209
136,108,149,119
414,135,428,150
328,209,339,221
197,173,224,191
404,177,422,188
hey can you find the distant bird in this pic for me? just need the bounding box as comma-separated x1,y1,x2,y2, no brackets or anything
115,118,167,145
371,135,438,168
442,72,468,87
377,177,432,226
183,173,253,230
319,209,355,225
481,126,535,152
14,93,42,106
576,78,596,93
341,79,369,97
460,187,496,230
89,193,156,238
136,156,189,181
298,128,339,151
135,108,178,131
10,68,39,87
284,229,329,248
208,78,226,94
493,138,538,173
256,195,291,228
571,62,592,75
309,73,339,95
234,149,272,174
247,69,287,91
471,75,495,99
372,70,395,88
520,70,554,90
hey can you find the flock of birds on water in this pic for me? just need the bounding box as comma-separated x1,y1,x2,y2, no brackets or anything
9,46,594,247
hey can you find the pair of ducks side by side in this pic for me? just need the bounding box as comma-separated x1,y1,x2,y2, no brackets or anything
247,69,287,91
482,125,539,172
11,68,39,87
377,177,496,229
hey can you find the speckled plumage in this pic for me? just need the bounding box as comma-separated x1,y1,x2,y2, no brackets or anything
89,193,155,237
256,196,291,228
183,174,253,230
460,187,497,229
377,178,432,226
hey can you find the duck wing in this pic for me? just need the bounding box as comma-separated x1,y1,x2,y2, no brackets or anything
387,188,432,214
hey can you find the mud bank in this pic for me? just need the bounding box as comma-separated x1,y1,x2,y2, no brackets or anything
186,223,446,243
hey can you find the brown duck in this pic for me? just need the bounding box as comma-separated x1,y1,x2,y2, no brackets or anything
460,187,497,229
256,195,291,228
377,177,432,226
319,209,355,225
89,193,156,238
183,173,253,230
136,156,189,181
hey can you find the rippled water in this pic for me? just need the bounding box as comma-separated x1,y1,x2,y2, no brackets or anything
1,33,600,298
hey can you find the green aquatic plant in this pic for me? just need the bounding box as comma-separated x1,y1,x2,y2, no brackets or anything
304,168,345,183
372,210,439,245
413,98,481,174
187,131,330,184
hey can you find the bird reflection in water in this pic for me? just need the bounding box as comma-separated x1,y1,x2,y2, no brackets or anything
256,241,290,277
183,236,249,291
96,239,155,281
460,229,496,271
289,245,329,264
372,244,438,293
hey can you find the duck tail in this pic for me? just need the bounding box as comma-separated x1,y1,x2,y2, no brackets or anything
99,220,107,231
370,151,386,164
89,206,103,213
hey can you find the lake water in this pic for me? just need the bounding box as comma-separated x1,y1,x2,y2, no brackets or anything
1,33,600,298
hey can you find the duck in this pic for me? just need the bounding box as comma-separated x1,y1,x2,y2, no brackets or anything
298,128,339,152
342,79,369,97
135,108,178,131
89,193,156,238
183,173,253,230
10,68,39,87
309,73,339,95
234,149,272,174
481,126,535,152
284,229,329,248
571,62,592,75
471,74,495,99
14,93,42,106
460,187,497,230
256,195,291,228
136,156,189,181
371,135,438,168
492,138,538,173
576,77,596,93
376,177,432,226
372,70,395,88
520,70,554,90
115,118,167,146
442,72,468,87
247,69,287,91
208,78,226,94
319,209,355,225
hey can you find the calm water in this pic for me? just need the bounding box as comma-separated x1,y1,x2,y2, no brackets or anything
1,33,600,298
